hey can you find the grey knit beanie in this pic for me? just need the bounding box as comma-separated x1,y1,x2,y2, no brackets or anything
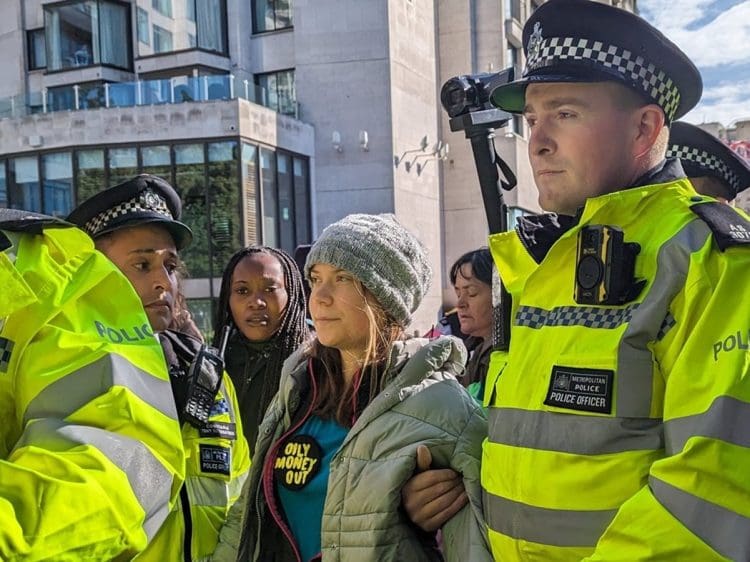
304,213,432,326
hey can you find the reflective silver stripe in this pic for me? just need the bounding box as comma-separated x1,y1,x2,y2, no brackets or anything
665,395,750,455
15,419,173,540
488,407,663,454
515,304,639,329
483,489,616,547
616,220,711,417
650,476,750,560
187,474,228,507
24,353,178,425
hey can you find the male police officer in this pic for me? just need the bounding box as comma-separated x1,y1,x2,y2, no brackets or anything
68,174,250,561
668,120,750,203
479,0,750,559
0,209,185,559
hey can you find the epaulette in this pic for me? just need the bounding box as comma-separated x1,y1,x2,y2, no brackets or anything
0,209,71,234
690,201,750,251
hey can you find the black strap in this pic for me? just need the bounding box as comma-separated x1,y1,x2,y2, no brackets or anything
691,201,750,252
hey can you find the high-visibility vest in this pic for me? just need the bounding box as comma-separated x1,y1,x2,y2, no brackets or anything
0,221,185,560
483,178,750,561
137,375,250,562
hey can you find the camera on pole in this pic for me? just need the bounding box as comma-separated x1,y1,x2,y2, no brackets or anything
440,67,517,351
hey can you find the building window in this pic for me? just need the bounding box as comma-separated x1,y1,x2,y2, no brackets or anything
0,162,7,208
9,157,41,213
152,0,172,17
137,7,150,45
175,143,209,277
44,0,131,71
77,149,106,203
208,141,241,276
153,24,174,53
108,147,138,186
277,152,294,252
255,69,296,116
28,29,47,70
260,147,278,248
137,0,227,57
293,156,311,244
241,143,259,244
253,0,292,33
141,145,171,180
42,152,74,217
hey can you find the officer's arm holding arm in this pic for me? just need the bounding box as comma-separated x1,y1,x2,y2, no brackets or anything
0,226,185,559
587,238,750,561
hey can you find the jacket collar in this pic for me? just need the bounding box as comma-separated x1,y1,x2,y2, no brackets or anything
516,157,687,264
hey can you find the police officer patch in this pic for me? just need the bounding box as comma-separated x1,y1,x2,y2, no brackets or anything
199,444,231,475
544,366,613,414
691,202,750,251
273,434,322,491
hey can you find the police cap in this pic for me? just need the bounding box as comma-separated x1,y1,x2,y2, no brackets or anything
668,121,750,198
490,0,702,122
67,174,193,250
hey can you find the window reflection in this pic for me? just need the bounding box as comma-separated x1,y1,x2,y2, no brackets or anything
42,152,73,217
208,141,240,276
9,157,41,213
77,149,106,203
260,147,278,248
175,144,208,277
136,0,227,56
44,1,130,71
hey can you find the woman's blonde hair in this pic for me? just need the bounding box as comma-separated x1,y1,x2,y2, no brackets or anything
310,278,403,426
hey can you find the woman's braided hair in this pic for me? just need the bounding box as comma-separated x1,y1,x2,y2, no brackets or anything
213,246,310,421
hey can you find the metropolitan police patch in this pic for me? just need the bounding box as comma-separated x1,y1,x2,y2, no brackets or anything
544,365,613,414
199,444,231,475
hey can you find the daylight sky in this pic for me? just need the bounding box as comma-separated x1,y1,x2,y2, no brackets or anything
639,0,750,127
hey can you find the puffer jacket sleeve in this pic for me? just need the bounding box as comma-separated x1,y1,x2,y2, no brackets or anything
440,400,493,562
0,227,185,560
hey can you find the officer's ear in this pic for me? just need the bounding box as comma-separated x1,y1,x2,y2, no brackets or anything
632,105,667,160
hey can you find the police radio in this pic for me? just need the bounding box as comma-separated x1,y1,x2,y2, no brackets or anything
182,326,230,427
574,225,645,305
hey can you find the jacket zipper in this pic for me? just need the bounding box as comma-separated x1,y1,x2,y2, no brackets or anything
259,358,319,562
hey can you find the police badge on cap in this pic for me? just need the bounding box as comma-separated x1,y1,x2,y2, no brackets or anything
490,0,702,122
668,122,750,199
67,174,193,250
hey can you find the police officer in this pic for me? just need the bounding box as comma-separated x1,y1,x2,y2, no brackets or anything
68,174,251,561
406,0,750,559
668,120,750,203
0,208,185,559
481,1,750,559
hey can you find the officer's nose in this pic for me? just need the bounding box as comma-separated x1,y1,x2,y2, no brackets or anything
153,266,175,294
529,121,554,157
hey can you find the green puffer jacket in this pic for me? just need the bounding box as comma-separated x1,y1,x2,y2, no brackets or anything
223,335,491,562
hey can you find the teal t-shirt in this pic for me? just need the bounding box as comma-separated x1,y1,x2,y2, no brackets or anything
275,415,348,562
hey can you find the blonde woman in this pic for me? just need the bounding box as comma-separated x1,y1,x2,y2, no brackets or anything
231,214,490,562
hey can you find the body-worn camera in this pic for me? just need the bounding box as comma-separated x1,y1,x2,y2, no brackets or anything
575,225,644,305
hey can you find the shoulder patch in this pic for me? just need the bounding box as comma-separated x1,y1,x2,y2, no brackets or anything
690,202,750,251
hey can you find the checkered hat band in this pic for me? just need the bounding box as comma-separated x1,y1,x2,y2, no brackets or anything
525,36,681,121
667,144,741,194
515,303,640,330
84,190,172,237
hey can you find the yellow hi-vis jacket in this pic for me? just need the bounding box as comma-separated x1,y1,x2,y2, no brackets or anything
137,373,250,562
483,170,750,561
0,216,185,560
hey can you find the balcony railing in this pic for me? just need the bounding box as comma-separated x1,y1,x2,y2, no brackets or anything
0,74,299,120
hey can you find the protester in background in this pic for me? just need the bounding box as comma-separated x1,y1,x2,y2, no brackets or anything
68,174,250,561
0,208,184,560
450,248,493,400
668,120,750,204
213,246,310,451
232,213,490,562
